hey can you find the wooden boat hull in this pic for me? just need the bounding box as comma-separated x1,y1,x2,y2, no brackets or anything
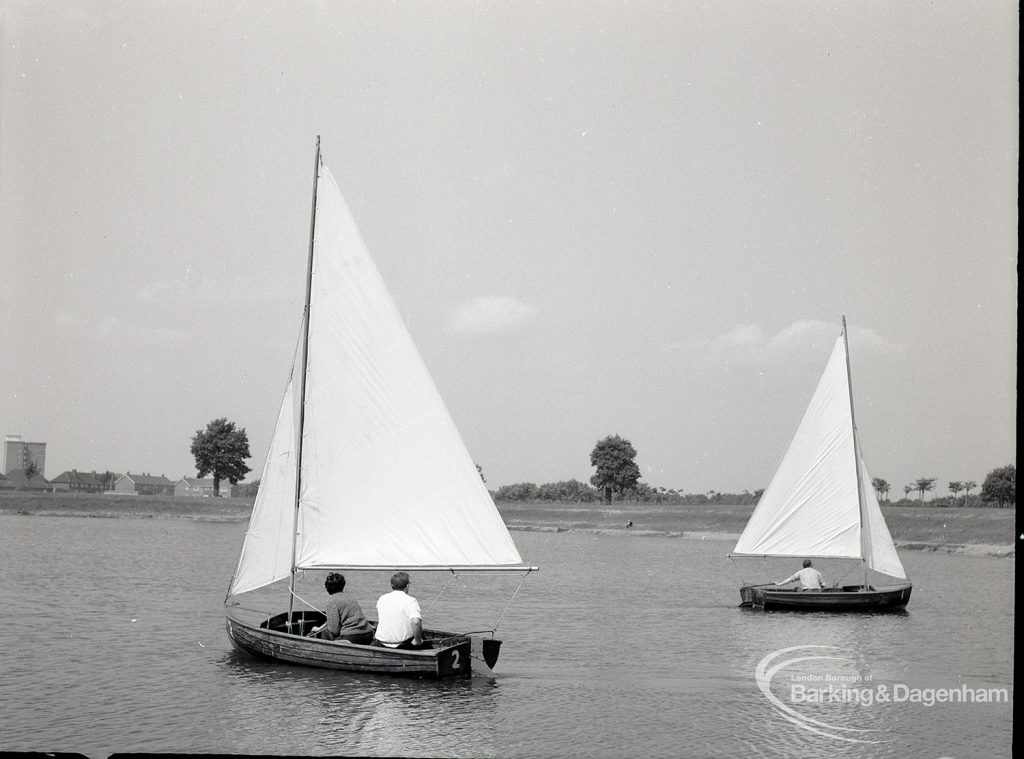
739,583,912,612
225,609,500,678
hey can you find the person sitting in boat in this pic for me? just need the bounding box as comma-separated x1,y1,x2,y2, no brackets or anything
775,560,826,591
315,572,375,644
372,571,432,650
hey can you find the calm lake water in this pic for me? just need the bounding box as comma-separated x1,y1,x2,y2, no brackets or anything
0,514,1014,758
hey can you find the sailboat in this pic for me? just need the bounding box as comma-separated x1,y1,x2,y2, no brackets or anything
224,138,536,676
729,318,912,612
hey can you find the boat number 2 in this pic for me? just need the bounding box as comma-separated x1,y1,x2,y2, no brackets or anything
451,650,460,669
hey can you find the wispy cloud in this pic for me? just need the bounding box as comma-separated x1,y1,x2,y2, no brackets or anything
693,320,898,361
445,296,537,335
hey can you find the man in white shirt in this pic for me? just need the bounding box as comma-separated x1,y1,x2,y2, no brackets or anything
776,559,826,591
372,571,431,649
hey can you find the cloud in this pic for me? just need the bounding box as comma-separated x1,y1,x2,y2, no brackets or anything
706,323,768,351
445,296,537,335
698,320,897,361
764,320,838,352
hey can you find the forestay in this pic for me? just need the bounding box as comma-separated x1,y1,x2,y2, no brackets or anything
731,335,906,580
228,165,524,598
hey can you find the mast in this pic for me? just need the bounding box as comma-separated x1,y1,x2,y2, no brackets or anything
841,316,871,585
287,135,321,625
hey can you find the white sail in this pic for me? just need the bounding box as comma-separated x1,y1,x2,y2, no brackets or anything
731,333,906,580
228,371,300,596
858,444,907,579
228,162,523,597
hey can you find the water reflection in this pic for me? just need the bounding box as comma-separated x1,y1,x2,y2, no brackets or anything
218,648,501,757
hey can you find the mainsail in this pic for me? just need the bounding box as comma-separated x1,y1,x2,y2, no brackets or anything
228,163,523,598
731,332,907,580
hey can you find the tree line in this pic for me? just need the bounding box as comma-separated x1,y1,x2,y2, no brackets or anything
494,434,762,506
492,435,1015,508
491,479,764,506
870,465,1016,508
190,421,1015,509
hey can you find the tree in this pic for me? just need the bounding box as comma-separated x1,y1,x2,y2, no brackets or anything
914,477,936,501
631,482,657,503
980,465,1015,508
872,478,890,501
23,460,39,479
494,482,539,502
101,470,117,492
963,480,977,503
589,434,641,505
903,484,914,499
191,417,252,497
948,481,963,505
536,479,598,503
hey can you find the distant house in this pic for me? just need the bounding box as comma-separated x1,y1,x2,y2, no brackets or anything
4,469,51,492
175,477,217,497
50,470,106,494
114,472,175,496
175,477,238,497
0,472,15,490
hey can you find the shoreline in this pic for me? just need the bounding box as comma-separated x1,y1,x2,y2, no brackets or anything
1,498,1014,557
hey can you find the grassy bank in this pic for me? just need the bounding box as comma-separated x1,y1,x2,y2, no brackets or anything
1,491,1014,554
0,491,252,521
496,501,1016,554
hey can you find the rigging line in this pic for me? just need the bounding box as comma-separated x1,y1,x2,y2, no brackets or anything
726,553,757,586
424,569,459,614
490,569,532,634
289,588,323,613
833,562,862,586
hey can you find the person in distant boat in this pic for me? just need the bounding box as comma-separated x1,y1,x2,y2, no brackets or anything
776,559,826,591
315,573,375,644
372,571,431,649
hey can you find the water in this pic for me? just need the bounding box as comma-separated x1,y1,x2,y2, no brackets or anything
0,515,1013,758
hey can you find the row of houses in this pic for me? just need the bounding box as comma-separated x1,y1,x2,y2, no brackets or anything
0,469,254,498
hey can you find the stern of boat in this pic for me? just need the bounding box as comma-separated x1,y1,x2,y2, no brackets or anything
739,585,766,607
427,631,501,676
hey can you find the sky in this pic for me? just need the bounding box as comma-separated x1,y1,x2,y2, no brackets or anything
1,1,1017,496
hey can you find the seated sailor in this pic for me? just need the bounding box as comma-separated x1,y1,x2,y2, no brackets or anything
314,572,375,644
775,559,826,591
372,571,432,649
